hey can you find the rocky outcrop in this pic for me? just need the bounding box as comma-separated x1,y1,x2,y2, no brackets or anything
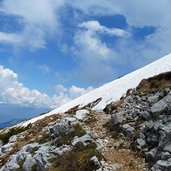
0,109,110,171
105,87,171,170
1,72,171,171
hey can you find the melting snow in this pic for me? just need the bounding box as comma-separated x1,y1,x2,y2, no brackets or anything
21,53,171,126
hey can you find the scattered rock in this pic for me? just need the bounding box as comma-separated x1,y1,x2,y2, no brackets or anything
71,134,92,146
23,154,36,171
1,143,13,153
8,135,17,143
75,109,90,121
111,112,124,125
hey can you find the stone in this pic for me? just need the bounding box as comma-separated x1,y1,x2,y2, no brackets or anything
111,112,124,125
64,117,77,123
145,148,158,165
33,144,52,170
71,134,92,146
161,152,171,160
1,143,13,153
75,109,90,121
125,96,133,103
90,156,100,166
139,111,151,120
53,145,71,156
151,93,171,115
0,162,20,171
9,135,17,143
163,143,171,153
148,94,160,104
156,158,171,171
122,124,135,138
139,132,146,139
23,154,36,171
162,123,171,138
137,138,146,147
49,120,73,138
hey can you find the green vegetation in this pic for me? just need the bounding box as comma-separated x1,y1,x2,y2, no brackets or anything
0,124,31,144
48,142,102,171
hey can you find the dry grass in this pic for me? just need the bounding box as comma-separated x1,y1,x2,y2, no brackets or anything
103,149,145,171
137,71,171,93
84,114,97,126
0,114,60,167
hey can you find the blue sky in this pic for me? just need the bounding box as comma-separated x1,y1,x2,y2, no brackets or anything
0,0,171,120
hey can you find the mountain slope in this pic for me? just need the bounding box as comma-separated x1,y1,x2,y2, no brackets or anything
1,71,171,171
22,53,171,126
1,54,171,171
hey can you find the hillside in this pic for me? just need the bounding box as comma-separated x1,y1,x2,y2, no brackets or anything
21,53,171,127
0,54,171,171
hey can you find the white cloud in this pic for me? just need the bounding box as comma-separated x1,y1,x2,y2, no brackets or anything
79,20,131,37
66,0,171,81
0,0,64,49
0,65,93,109
0,0,170,86
75,30,113,60
0,0,170,59
0,32,21,44
0,65,50,107
54,84,93,104
71,22,121,84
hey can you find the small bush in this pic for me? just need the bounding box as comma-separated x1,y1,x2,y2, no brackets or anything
48,142,102,171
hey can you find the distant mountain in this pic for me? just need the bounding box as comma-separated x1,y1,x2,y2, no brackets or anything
0,103,50,123
0,119,27,128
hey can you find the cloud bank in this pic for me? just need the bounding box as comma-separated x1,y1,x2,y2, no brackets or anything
0,65,93,108
0,0,64,49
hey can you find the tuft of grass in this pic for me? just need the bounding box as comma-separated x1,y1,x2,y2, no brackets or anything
85,115,97,125
48,142,102,171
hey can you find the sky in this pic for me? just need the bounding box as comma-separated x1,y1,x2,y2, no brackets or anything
0,0,171,120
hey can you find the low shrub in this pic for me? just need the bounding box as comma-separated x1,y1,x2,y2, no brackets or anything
48,142,102,171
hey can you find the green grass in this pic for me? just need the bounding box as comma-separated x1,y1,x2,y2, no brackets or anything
48,142,102,171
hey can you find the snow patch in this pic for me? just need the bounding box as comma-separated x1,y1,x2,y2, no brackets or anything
21,53,171,127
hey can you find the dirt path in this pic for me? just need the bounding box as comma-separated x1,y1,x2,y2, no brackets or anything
84,111,146,171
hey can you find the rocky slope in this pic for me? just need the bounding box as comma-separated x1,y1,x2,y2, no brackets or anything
20,53,171,127
104,71,171,171
0,106,145,171
0,71,170,171
0,56,171,171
